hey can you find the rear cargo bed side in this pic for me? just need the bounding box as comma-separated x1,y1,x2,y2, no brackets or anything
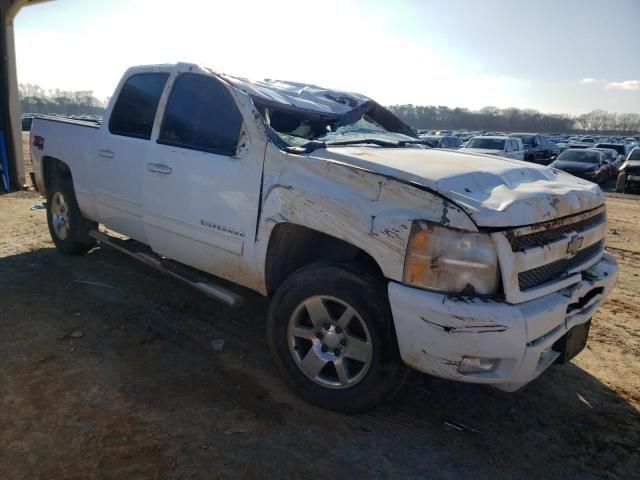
30,116,101,221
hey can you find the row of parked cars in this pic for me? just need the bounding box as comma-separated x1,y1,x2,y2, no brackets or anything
419,131,566,164
418,130,640,188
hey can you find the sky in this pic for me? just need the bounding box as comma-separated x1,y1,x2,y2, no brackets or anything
13,0,640,115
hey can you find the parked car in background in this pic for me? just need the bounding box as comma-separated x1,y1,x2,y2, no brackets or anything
550,149,613,184
460,136,524,160
615,147,640,193
508,133,560,165
595,142,633,166
596,143,632,156
549,136,569,149
593,147,622,172
419,135,463,149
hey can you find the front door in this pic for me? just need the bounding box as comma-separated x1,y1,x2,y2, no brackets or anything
142,72,265,285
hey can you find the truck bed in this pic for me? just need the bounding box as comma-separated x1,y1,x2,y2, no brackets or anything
30,115,102,221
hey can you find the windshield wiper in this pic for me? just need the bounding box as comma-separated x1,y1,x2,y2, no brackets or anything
284,138,432,154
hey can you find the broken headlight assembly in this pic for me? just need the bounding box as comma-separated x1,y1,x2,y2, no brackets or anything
403,221,501,295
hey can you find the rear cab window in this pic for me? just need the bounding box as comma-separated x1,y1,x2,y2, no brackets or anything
158,73,243,157
109,73,170,139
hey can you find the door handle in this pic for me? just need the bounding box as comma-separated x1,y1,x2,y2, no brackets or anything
98,149,115,159
146,163,173,175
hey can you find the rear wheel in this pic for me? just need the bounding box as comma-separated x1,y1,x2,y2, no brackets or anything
615,173,628,193
46,177,97,255
267,262,408,413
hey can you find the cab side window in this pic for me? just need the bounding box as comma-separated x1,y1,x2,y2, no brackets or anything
109,73,169,140
159,73,243,157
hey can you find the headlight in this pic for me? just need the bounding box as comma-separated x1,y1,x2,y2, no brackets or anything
403,221,500,295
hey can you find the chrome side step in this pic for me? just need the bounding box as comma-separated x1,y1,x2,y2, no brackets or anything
89,230,243,308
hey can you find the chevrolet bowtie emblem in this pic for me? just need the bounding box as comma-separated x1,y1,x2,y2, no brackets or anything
567,234,584,255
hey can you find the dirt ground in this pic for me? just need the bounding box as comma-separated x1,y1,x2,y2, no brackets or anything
1,173,639,478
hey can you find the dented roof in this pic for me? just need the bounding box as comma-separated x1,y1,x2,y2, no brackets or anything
219,74,371,117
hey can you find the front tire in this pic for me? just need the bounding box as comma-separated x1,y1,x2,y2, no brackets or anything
46,177,97,255
615,173,628,193
267,261,408,413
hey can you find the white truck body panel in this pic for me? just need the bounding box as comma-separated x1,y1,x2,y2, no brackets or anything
30,62,618,392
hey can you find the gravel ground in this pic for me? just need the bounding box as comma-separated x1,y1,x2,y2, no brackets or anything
0,187,638,479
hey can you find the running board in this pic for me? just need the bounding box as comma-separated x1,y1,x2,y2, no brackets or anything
89,230,243,308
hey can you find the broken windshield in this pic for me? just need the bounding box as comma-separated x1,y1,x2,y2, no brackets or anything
255,101,419,149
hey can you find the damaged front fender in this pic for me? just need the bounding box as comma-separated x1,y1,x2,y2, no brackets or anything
255,143,476,285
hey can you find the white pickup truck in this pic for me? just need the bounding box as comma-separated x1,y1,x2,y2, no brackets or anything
30,63,618,412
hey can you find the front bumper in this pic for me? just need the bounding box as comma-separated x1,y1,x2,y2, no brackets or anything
388,252,618,391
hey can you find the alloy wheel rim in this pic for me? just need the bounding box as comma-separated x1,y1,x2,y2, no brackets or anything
51,191,70,240
288,295,373,389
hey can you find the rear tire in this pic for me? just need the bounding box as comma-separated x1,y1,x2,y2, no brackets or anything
615,173,628,193
267,261,408,413
46,177,97,255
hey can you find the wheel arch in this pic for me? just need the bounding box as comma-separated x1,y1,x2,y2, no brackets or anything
264,222,385,297
42,155,73,194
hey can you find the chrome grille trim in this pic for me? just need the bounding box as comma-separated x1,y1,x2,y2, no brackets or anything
504,205,606,250
518,240,604,291
511,212,605,251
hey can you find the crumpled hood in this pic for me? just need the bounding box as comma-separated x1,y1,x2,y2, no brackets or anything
311,147,604,228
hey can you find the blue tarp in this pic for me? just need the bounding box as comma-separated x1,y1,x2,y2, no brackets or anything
0,131,9,192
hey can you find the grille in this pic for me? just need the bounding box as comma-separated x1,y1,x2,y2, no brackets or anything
518,241,603,291
511,212,605,251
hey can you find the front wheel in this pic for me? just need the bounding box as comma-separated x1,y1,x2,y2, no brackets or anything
267,262,408,413
46,177,97,255
615,173,628,193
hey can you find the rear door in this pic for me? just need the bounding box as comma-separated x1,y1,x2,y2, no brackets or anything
142,71,266,284
93,71,169,242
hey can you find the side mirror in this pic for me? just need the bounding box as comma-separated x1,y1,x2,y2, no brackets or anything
549,155,557,161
